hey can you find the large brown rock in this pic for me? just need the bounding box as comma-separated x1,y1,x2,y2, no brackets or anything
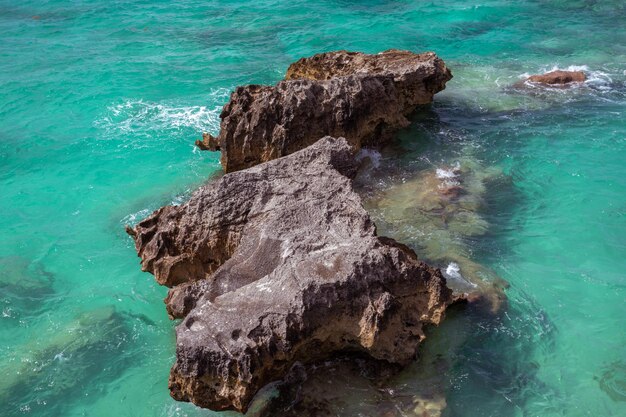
526,70,586,85
127,137,455,412
197,50,451,172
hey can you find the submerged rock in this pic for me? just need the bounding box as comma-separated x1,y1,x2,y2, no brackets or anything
360,154,508,312
597,360,626,402
525,70,586,86
0,306,133,415
197,49,451,172
258,356,447,417
127,137,456,412
0,256,55,323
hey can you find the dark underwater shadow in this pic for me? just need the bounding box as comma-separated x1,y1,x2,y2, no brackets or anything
0,256,58,327
443,292,560,417
242,296,558,417
0,306,150,417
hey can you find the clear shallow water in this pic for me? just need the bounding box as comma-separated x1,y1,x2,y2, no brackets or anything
0,1,624,416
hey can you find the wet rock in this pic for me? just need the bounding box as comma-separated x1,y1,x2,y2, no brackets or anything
127,136,456,412
526,70,586,85
195,132,220,151
200,49,451,172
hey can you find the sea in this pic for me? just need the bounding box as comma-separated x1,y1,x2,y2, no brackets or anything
0,1,624,416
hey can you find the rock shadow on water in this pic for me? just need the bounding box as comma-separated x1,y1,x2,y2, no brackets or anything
444,294,561,417
0,306,145,417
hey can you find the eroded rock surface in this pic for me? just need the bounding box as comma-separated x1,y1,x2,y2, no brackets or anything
127,137,455,412
197,49,451,172
526,70,586,85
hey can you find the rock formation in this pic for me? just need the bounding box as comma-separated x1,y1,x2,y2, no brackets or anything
127,137,456,412
196,49,452,172
526,70,586,85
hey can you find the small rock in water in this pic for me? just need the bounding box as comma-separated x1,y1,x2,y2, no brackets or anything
526,70,587,85
195,132,220,151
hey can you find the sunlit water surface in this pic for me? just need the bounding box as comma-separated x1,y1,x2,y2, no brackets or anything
0,1,624,416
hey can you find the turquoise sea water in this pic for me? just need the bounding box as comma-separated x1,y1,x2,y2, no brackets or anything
0,1,624,416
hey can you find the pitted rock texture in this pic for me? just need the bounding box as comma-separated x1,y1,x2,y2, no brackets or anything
127,137,454,413
526,70,586,85
198,49,451,172
286,49,450,106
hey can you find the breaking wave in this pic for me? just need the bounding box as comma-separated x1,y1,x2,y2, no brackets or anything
356,148,382,169
519,65,614,91
94,88,231,140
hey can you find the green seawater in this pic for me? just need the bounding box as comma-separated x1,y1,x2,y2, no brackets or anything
0,1,624,416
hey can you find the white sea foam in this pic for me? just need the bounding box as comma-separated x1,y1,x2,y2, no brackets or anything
95,88,231,139
356,148,382,169
444,262,478,288
97,100,220,135
520,65,614,91
436,162,460,180
445,262,463,280
436,162,461,188
121,208,151,226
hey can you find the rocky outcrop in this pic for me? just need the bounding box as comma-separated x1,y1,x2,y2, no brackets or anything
526,70,586,85
127,137,455,413
197,50,451,172
130,49,458,413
